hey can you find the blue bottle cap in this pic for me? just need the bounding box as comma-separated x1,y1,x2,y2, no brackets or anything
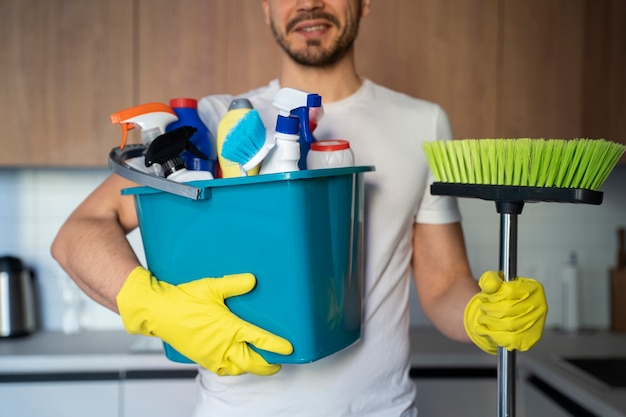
276,115,300,135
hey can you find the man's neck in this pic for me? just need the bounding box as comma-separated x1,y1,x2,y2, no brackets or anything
278,52,362,103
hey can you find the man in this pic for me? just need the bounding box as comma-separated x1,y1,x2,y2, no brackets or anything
52,1,547,416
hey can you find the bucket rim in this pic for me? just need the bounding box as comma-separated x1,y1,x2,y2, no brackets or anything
121,165,375,197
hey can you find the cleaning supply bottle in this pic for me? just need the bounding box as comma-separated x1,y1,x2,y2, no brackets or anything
272,88,323,170
111,102,178,176
167,98,217,176
216,98,259,178
259,115,301,174
144,126,214,182
560,251,580,333
306,139,355,169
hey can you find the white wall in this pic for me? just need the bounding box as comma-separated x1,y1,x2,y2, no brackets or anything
1,165,625,332
0,168,143,332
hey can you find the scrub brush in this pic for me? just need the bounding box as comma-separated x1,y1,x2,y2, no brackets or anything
423,138,625,191
221,109,276,176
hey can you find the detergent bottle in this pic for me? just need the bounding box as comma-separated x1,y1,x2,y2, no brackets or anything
560,251,580,333
216,98,256,178
167,98,217,176
306,140,355,169
110,103,178,176
272,88,323,170
144,126,214,182
259,115,301,174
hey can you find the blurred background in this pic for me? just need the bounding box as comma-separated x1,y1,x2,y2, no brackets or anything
0,0,624,332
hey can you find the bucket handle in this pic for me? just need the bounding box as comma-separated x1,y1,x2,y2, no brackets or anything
108,146,209,200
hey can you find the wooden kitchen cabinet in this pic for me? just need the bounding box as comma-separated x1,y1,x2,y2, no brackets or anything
0,0,134,167
135,0,281,104
1,0,624,167
355,0,500,139
500,0,588,140
500,0,626,152
136,0,499,139
582,0,626,162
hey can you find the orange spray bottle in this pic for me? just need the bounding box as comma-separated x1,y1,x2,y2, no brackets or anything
110,103,178,176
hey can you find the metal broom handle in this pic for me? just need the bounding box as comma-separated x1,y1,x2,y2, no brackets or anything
498,201,522,417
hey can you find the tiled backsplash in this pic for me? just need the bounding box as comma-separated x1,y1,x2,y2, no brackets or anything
1,166,625,332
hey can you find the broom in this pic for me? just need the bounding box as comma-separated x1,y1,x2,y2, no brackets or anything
423,138,625,190
421,138,625,417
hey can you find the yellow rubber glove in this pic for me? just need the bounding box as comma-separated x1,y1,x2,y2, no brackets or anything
464,270,547,355
116,266,293,376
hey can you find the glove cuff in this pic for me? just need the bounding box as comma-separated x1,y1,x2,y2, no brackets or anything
116,266,156,336
464,294,497,355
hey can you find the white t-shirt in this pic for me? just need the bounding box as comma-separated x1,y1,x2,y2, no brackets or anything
195,79,461,417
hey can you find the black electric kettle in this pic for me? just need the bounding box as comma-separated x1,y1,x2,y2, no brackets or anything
0,256,37,337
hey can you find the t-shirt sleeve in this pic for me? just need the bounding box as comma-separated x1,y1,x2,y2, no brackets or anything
415,173,462,224
415,105,462,224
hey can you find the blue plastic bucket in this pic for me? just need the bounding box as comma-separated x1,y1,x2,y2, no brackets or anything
122,166,374,364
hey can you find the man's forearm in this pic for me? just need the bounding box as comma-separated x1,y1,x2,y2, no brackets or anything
51,216,140,313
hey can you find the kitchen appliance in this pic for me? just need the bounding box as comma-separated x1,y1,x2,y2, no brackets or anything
0,256,37,337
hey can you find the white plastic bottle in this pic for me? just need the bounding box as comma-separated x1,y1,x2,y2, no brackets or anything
260,115,301,174
166,166,214,182
560,251,580,333
306,139,355,169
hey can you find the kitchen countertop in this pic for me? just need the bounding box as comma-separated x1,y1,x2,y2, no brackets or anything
514,329,626,417
0,331,194,373
1,328,625,416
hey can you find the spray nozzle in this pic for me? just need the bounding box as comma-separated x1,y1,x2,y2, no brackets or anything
272,88,322,144
272,88,322,114
144,126,208,177
271,88,323,170
111,102,178,149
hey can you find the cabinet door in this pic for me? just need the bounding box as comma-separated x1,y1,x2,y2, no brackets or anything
500,0,587,140
122,370,198,417
582,0,626,162
519,375,601,417
356,0,500,139
0,0,133,166
0,381,119,417
136,0,281,103
414,378,498,416
412,367,498,417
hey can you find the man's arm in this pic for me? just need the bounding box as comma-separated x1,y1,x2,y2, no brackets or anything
412,221,479,342
51,174,142,313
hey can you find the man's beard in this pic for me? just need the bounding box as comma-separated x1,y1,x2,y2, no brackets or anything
269,7,361,68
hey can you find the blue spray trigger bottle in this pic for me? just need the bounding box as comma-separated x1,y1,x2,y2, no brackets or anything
272,88,323,170
166,98,217,176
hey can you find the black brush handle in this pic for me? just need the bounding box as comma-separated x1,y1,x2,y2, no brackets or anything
430,183,603,205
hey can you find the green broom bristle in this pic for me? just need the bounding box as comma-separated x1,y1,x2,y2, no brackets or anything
422,138,626,191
